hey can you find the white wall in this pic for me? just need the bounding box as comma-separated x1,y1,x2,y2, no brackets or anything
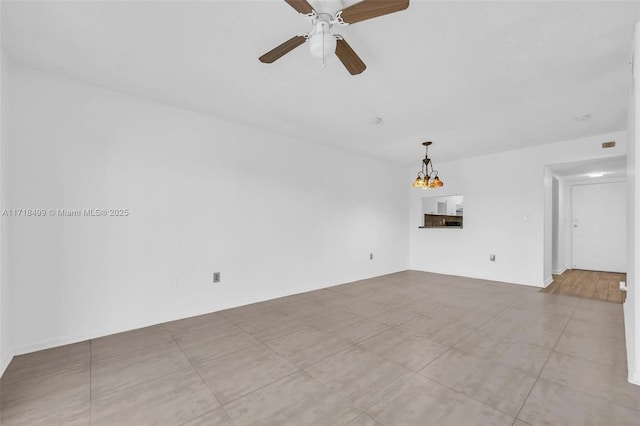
625,21,640,386
551,176,561,273
559,179,572,273
544,168,553,285
0,49,9,375
4,63,410,358
409,131,627,287
549,174,571,275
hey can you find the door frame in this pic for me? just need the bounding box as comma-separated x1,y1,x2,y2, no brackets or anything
543,166,626,288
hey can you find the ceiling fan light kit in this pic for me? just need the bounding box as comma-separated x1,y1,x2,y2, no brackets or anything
307,15,337,67
259,0,410,75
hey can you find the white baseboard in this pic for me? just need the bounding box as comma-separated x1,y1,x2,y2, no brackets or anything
543,276,554,287
0,352,13,378
5,307,215,363
629,372,640,387
552,266,568,275
8,324,154,362
1,269,411,375
1,321,170,378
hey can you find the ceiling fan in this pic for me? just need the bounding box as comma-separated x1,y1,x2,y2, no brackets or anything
259,0,410,75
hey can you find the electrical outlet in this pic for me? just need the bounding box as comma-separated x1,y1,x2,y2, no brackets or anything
369,253,373,260
213,272,220,283
489,254,496,262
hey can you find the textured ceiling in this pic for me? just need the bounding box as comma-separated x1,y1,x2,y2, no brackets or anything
2,0,639,165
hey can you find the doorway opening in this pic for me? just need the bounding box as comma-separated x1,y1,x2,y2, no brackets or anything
544,155,627,300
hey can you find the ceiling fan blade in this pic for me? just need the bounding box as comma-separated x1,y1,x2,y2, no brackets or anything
338,0,409,25
284,0,315,15
259,35,307,63
335,38,366,75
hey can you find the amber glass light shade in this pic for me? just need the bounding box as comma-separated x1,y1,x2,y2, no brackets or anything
411,141,443,189
412,174,426,188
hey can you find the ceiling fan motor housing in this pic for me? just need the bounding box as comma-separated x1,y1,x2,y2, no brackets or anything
309,18,336,57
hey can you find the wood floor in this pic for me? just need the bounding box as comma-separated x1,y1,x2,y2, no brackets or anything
542,269,626,303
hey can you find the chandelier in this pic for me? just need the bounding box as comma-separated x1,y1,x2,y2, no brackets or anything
412,141,443,189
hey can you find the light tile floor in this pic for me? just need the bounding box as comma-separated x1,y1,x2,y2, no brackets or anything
1,270,639,425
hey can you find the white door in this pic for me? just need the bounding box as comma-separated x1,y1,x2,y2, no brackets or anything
572,182,626,272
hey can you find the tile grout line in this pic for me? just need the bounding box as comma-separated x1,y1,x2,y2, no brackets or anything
226,310,311,344
233,300,398,352
173,315,314,412
579,377,639,410
351,302,522,421
225,294,421,422
355,330,443,374
176,408,236,426
414,373,519,420
265,338,355,371
516,299,640,415
511,299,580,423
188,306,398,408
401,302,512,374
258,319,352,367
301,370,368,425
223,308,317,354
363,302,552,425
366,410,388,426
172,337,264,367
308,357,411,417
552,335,628,373
167,326,232,424
376,303,522,421
538,360,640,413
91,336,172,364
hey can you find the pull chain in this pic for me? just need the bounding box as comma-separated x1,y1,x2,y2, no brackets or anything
322,28,327,69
